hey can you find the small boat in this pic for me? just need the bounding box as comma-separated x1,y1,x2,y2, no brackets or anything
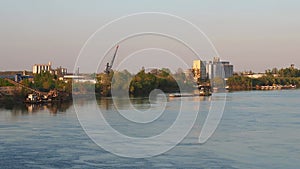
168,93,194,98
24,93,42,104
197,85,212,96
198,88,212,96
24,90,60,104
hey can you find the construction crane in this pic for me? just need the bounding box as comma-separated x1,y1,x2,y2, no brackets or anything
104,45,119,74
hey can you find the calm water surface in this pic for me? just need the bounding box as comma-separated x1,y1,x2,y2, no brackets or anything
0,90,299,168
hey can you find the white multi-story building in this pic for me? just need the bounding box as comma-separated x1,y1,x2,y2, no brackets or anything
205,57,234,80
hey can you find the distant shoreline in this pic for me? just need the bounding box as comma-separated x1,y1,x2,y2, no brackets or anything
1,87,298,106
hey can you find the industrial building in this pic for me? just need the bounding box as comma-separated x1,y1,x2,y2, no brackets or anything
206,57,234,80
32,62,52,74
32,62,67,76
192,57,234,81
221,61,234,78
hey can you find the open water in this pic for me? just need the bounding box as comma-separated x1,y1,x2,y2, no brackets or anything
0,90,299,168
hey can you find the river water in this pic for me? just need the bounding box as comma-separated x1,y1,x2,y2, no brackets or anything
0,90,299,168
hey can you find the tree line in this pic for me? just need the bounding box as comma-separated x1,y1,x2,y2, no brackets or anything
3,66,298,97
96,68,195,97
21,72,72,93
227,66,300,90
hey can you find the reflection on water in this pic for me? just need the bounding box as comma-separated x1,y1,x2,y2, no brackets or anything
96,95,212,110
0,101,73,116
25,102,73,115
96,97,153,110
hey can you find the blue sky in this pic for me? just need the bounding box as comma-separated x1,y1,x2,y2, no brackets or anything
0,0,299,73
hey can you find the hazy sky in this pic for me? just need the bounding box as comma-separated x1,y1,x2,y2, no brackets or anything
0,0,299,73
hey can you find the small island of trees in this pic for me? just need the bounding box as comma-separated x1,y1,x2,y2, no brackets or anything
96,68,195,97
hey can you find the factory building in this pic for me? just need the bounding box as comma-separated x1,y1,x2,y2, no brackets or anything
32,62,52,74
32,62,67,76
205,57,234,80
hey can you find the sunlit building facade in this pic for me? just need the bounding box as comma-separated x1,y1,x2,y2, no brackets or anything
192,60,207,81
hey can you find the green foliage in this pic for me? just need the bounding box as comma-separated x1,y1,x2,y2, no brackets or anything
159,68,171,77
227,76,252,90
278,67,300,77
112,70,132,91
56,79,72,93
173,70,194,91
95,71,114,96
127,68,195,96
228,66,300,90
72,82,95,94
21,78,31,87
94,68,195,97
32,72,55,92
129,69,158,96
255,75,275,86
251,75,300,87
156,76,178,92
0,79,13,87
21,72,71,93
228,74,300,91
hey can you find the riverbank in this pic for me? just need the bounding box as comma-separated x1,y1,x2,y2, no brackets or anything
0,86,72,105
227,74,300,91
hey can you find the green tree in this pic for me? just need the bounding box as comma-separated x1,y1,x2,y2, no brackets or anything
111,70,132,95
32,72,55,92
227,76,252,90
0,79,13,87
129,69,158,96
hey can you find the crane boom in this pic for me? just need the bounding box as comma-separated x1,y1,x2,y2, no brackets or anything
105,45,119,74
110,45,119,68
